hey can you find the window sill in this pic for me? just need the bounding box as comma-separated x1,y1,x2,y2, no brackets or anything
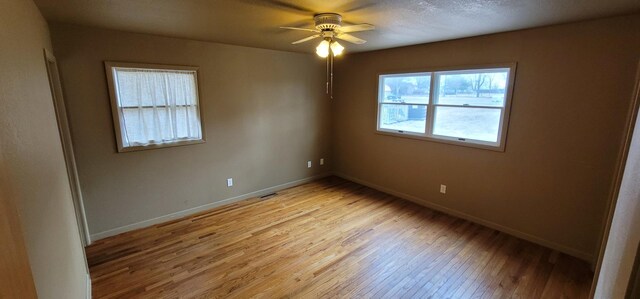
117,139,205,153
374,129,505,152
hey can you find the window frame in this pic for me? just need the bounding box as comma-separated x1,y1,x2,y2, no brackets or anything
376,63,516,152
377,71,431,136
104,61,206,153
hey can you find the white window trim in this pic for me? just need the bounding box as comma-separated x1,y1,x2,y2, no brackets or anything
104,61,206,153
376,63,517,152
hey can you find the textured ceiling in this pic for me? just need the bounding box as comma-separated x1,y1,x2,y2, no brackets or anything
34,0,640,54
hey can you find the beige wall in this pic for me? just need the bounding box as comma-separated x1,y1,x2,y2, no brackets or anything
0,0,88,298
49,24,331,238
332,14,640,261
594,81,640,297
45,6,638,267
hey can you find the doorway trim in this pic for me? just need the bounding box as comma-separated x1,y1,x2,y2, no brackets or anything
590,60,640,297
43,49,91,246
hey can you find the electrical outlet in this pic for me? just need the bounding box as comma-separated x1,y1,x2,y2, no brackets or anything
227,178,233,187
320,158,324,165
440,184,446,194
307,161,312,168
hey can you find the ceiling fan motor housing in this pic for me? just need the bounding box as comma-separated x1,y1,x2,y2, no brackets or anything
314,13,342,31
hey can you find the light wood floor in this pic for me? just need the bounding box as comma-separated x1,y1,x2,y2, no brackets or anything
86,177,593,298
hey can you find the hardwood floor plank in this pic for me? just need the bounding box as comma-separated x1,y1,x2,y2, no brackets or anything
86,177,593,298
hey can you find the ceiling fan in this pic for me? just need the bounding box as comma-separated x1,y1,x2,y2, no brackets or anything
281,13,375,98
281,13,374,57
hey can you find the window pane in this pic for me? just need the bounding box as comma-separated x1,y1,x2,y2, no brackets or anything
380,74,430,104
435,69,509,107
379,104,426,134
115,68,197,107
175,106,202,138
433,107,501,142
121,106,201,146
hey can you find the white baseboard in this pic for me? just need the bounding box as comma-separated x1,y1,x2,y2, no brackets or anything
333,172,594,263
86,273,91,299
90,173,330,241
89,171,593,263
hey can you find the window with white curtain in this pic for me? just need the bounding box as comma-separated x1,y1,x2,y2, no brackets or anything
105,62,204,152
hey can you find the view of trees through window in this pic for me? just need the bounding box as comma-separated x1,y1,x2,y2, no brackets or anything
436,71,507,106
378,67,512,146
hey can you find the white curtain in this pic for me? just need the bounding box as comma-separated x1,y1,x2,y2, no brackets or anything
114,68,202,147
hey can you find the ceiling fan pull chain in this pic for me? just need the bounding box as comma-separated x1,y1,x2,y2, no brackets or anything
326,53,330,95
330,51,334,99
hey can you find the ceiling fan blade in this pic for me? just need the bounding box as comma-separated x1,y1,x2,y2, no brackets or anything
338,2,380,13
238,0,314,15
336,33,367,44
292,35,320,44
280,26,320,33
338,23,375,33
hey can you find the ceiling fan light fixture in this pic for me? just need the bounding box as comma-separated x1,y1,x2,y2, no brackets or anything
282,13,375,98
330,41,344,56
316,40,330,58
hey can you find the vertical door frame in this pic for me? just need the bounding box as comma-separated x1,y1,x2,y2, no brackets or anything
43,49,91,247
590,60,640,297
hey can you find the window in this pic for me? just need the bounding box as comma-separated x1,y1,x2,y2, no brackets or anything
377,64,515,150
105,62,204,152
